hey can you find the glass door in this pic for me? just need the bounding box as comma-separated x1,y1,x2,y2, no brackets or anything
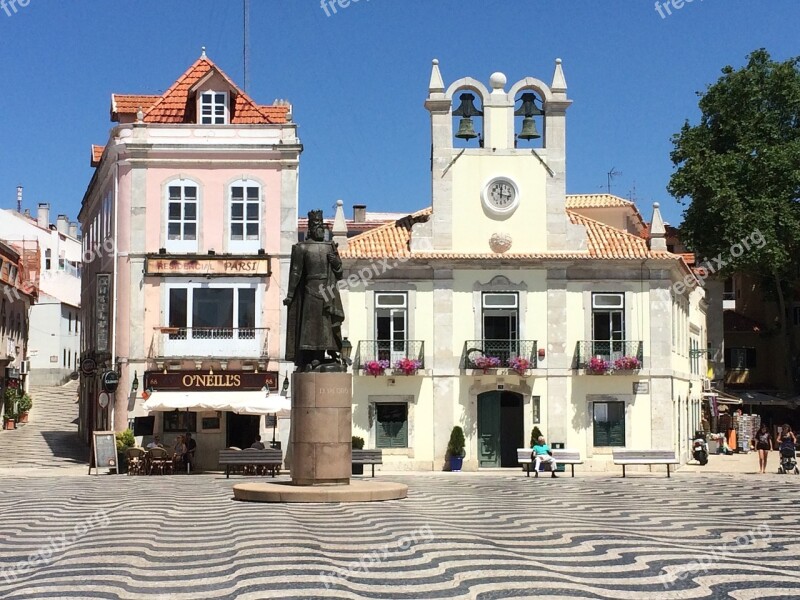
375,293,407,363
482,293,518,362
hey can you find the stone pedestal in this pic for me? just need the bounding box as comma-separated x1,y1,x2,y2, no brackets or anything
290,371,352,486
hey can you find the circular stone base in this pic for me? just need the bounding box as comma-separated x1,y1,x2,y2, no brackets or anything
233,480,408,503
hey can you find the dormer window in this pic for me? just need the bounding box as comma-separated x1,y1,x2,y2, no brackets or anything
199,91,228,124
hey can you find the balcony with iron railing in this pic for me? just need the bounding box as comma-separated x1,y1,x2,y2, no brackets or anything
151,326,269,359
462,340,537,372
575,340,644,373
354,340,425,374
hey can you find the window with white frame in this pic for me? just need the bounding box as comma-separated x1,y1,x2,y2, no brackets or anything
166,283,257,338
375,292,407,362
229,181,261,251
166,182,198,252
592,293,625,357
199,91,228,125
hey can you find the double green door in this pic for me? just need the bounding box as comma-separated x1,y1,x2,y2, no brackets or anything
478,391,524,468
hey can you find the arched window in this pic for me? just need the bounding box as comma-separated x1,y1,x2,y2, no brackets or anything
228,179,261,252
165,180,199,252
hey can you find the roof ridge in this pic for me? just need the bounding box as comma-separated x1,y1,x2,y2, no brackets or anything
142,56,211,120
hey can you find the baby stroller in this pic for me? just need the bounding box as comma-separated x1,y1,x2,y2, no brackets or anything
777,443,799,474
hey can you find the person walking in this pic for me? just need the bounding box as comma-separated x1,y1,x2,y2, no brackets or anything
755,424,772,473
777,424,797,451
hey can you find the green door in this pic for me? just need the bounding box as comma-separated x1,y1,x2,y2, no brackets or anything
478,391,501,467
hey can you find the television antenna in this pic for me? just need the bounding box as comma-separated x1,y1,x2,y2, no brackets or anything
243,0,250,93
607,167,622,194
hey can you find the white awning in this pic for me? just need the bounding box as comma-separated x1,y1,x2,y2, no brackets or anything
141,391,291,415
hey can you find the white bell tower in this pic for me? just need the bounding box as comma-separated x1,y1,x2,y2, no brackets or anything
411,58,585,255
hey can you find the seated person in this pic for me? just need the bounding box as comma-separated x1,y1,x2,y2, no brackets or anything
532,436,558,478
172,435,187,467
250,435,266,450
184,432,197,471
146,435,162,449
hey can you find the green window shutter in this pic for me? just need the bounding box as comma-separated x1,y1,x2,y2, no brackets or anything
593,402,625,447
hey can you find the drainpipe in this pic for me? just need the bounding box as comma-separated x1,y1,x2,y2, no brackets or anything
110,162,120,430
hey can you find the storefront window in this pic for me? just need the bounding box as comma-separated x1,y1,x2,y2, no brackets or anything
163,411,197,433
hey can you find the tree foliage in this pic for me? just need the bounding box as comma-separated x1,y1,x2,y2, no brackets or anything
669,49,800,274
669,49,800,391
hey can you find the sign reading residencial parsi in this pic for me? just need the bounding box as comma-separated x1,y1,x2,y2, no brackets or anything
144,256,271,276
143,371,278,392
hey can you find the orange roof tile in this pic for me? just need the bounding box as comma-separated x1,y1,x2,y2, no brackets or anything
140,56,288,125
91,145,105,167
340,207,683,265
565,194,633,209
111,94,161,121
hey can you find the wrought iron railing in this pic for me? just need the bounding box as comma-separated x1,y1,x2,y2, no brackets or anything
461,340,537,370
575,340,644,371
354,340,425,371
152,327,269,358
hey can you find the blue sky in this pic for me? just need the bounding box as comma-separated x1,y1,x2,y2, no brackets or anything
0,0,797,230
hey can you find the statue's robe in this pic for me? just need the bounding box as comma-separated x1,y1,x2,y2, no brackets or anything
284,240,344,365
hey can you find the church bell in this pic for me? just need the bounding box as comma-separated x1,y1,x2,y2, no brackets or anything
453,93,483,140
515,92,543,141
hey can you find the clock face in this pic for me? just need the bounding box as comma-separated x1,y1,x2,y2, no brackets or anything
489,181,516,208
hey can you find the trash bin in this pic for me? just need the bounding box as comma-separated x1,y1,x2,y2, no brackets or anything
551,442,566,472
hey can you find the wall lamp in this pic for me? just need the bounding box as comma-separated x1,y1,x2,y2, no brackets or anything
131,371,139,393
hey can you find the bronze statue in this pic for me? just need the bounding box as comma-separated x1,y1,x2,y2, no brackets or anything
284,210,346,371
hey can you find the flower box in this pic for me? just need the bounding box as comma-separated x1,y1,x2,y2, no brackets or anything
587,357,611,375
394,358,422,375
507,356,532,376
613,356,641,371
363,360,390,377
472,356,501,370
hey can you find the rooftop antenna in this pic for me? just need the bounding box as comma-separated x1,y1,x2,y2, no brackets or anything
243,0,250,93
16,186,22,213
607,167,622,194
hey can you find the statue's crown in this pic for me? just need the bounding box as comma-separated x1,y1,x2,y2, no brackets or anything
308,210,324,225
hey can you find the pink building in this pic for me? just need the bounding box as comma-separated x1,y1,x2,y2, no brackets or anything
79,51,300,467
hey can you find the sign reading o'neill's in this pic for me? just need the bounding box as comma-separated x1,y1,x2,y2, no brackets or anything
143,371,279,392
145,255,272,277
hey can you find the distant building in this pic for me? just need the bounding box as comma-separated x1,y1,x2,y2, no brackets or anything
0,239,38,417
337,60,707,470
78,51,300,465
0,203,81,385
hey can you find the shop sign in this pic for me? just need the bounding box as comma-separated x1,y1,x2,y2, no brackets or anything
101,371,120,393
81,358,97,375
143,371,278,392
95,274,111,352
633,381,649,394
145,256,271,277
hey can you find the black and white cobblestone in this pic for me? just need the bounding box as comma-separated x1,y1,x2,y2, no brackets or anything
1,473,798,599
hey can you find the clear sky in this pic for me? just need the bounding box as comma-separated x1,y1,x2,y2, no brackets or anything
0,0,797,230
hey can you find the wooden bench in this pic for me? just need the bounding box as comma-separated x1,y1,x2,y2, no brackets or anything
612,449,679,478
352,449,383,477
517,448,583,478
218,448,283,478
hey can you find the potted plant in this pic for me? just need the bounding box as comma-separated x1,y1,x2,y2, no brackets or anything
363,360,390,377
530,426,543,449
446,426,466,471
16,393,32,424
116,428,136,474
587,356,611,375
352,435,365,475
3,389,18,430
394,357,422,375
507,356,532,376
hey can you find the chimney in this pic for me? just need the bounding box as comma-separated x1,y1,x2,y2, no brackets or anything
23,208,30,218
353,204,367,223
37,203,50,229
68,222,78,239
56,215,69,235
16,186,22,213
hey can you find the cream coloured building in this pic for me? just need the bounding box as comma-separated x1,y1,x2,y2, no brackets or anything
336,59,707,471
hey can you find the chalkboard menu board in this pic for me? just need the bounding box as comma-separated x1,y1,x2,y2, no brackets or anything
92,431,119,475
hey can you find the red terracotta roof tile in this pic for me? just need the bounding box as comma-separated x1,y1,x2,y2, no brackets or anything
565,194,634,209
139,57,288,125
111,94,161,121
91,145,105,167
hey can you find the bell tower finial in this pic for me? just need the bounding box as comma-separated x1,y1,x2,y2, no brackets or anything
201,46,207,59
428,58,445,94
551,58,567,94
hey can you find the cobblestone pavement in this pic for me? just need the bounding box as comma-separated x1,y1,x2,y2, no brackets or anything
1,471,799,599
0,382,86,471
